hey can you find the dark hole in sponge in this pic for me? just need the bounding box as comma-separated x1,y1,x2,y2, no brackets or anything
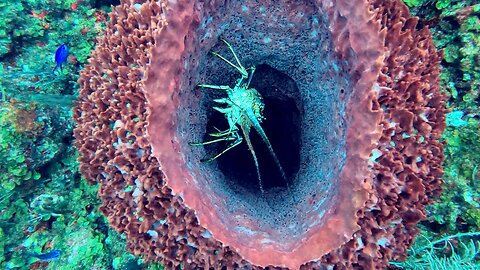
201,64,301,192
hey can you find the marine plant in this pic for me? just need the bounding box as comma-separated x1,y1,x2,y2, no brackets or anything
401,0,480,234
431,1,480,114
0,0,151,269
0,103,44,194
396,1,480,267
391,231,480,269
402,0,429,8
427,113,480,232
0,0,108,103
0,1,46,58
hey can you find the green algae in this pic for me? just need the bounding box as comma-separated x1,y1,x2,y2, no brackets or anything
393,1,480,268
0,0,158,269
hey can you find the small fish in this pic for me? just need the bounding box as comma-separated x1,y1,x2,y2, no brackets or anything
53,44,68,73
29,249,61,261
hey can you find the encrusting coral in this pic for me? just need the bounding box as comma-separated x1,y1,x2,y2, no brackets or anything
73,0,447,269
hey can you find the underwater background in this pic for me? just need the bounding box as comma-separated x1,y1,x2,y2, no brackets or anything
0,0,478,269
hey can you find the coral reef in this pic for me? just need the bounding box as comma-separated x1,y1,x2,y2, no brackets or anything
0,0,155,269
433,2,480,115
391,1,480,268
398,0,480,114
401,0,480,239
0,0,108,102
428,113,479,232
74,0,446,269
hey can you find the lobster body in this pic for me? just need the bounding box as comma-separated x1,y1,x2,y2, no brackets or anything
191,39,287,192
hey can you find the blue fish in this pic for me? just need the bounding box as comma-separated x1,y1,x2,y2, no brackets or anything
29,249,61,261
53,44,68,72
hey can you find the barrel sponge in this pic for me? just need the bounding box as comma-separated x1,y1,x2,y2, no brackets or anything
73,0,447,269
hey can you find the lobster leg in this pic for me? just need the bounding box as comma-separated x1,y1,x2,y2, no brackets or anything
244,108,289,189
240,123,264,193
200,133,243,162
197,84,231,90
